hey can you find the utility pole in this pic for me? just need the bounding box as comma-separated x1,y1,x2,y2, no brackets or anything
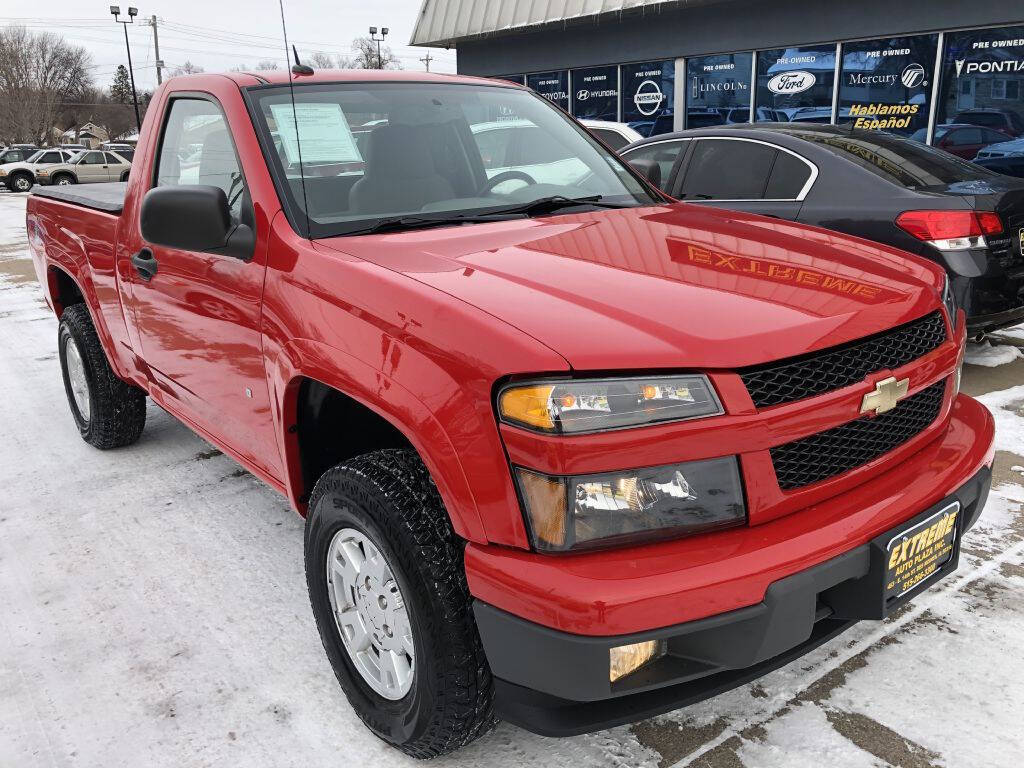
148,14,162,84
419,52,433,72
110,6,142,133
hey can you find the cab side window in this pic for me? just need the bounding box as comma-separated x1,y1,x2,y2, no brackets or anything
79,152,106,165
104,152,122,164
680,139,776,200
156,98,246,217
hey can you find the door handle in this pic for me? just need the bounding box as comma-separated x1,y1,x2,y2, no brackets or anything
131,248,158,281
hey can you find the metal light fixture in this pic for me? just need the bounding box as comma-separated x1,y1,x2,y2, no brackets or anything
369,25,389,69
110,4,142,133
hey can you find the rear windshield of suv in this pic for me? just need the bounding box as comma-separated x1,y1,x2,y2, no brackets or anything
780,128,998,189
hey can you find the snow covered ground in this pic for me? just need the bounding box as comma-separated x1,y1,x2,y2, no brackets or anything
1,189,1023,768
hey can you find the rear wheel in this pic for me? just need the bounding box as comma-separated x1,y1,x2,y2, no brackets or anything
7,172,32,192
58,304,146,449
305,449,496,758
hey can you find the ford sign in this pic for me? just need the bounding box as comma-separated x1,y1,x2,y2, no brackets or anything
767,70,816,95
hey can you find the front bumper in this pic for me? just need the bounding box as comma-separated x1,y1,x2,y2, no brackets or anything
478,465,991,736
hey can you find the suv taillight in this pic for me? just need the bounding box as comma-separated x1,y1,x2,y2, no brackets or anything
895,210,1003,251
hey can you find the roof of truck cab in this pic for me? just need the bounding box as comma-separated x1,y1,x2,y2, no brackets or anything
171,69,524,89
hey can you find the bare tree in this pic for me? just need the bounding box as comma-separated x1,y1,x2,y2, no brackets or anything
0,25,92,144
171,61,204,76
349,36,402,70
256,59,282,71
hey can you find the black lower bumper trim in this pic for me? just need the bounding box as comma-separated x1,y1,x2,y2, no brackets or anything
493,617,856,737
480,465,991,737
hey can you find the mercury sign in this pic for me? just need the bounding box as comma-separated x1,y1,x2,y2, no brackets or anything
767,71,816,95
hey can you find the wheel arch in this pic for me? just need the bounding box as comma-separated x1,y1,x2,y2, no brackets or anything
275,340,487,543
46,264,86,317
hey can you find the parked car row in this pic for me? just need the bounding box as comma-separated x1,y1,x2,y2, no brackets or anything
0,144,134,192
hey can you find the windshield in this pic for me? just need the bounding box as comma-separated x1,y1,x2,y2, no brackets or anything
249,82,659,238
26,151,44,163
779,128,998,189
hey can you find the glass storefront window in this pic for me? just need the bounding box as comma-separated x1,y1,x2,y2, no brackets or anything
837,35,938,139
756,45,836,123
570,65,620,121
686,52,753,128
936,25,1024,161
622,60,675,136
526,71,569,111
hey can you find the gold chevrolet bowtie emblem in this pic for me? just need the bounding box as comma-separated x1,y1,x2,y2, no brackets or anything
861,376,910,416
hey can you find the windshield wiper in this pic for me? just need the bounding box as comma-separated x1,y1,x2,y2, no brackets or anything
340,196,632,236
344,211,529,236
483,194,633,217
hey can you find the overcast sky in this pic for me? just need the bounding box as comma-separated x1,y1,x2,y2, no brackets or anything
1,0,456,93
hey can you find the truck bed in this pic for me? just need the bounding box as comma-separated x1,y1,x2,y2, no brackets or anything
32,182,127,215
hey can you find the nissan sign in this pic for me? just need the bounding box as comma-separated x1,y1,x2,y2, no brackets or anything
633,79,665,116
767,71,816,95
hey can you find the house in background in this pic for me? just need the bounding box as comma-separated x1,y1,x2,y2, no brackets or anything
60,122,110,148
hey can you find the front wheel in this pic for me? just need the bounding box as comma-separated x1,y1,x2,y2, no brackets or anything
58,304,146,448
8,172,32,192
53,173,75,186
305,449,496,758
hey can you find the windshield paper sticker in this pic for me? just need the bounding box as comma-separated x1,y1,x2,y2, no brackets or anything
269,102,362,165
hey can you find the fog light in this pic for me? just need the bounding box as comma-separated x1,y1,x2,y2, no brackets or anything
609,640,665,682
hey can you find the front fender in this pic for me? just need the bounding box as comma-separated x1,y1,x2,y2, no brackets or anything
272,336,488,543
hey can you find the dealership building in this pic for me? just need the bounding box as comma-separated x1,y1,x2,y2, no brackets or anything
411,0,1024,144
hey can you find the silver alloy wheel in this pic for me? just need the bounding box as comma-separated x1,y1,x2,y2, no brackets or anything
64,335,90,423
56,176,73,185
326,527,415,700
13,176,31,191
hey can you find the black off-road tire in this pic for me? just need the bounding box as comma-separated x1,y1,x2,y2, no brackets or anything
58,304,146,449
52,173,76,185
7,171,33,192
305,449,497,758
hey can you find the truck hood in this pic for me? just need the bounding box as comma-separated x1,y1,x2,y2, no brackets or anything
320,203,943,370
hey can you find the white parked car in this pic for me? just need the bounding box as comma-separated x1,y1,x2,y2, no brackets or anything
0,148,79,192
580,119,643,151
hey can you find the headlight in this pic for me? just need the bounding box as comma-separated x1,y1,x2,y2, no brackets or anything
515,457,745,551
942,274,957,325
498,375,723,434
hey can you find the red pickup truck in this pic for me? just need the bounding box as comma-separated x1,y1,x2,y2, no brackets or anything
26,70,995,757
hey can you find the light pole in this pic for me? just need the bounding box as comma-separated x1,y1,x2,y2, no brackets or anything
110,5,142,133
368,26,389,69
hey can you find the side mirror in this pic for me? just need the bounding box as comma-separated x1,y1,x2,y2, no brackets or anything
140,185,254,261
627,158,663,190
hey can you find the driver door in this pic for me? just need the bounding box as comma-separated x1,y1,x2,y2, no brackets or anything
126,94,282,479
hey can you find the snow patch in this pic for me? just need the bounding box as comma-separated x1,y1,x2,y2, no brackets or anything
964,340,1023,367
976,385,1024,456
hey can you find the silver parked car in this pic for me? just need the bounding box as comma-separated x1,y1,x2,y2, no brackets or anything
34,149,132,186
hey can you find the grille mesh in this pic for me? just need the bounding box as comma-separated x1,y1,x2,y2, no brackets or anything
770,380,946,490
740,312,947,409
